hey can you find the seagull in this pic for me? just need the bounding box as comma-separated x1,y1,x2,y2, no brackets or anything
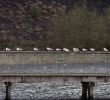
34,48,38,51
63,48,70,52
82,48,87,51
90,48,95,51
56,48,61,51
103,48,108,52
47,47,53,51
16,47,23,51
6,47,11,51
73,48,79,52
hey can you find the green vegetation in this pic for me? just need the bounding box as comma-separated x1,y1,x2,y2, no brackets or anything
30,3,42,19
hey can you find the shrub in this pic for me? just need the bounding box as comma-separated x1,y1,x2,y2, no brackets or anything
30,3,42,19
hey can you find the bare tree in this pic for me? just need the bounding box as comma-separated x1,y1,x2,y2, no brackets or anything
49,3,106,49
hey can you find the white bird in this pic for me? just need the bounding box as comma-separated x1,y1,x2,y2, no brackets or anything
6,47,11,51
73,48,79,52
16,47,23,51
82,48,87,51
56,48,61,51
63,48,70,52
103,48,108,52
90,48,95,51
34,48,38,51
47,47,53,51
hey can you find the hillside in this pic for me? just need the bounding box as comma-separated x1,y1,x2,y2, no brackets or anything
0,0,110,50
0,0,66,50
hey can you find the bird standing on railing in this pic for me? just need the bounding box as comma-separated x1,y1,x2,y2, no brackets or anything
16,48,23,51
82,48,87,51
47,47,53,51
63,48,70,52
6,47,11,51
73,48,79,52
103,48,108,52
90,48,95,51
56,48,61,51
34,48,38,51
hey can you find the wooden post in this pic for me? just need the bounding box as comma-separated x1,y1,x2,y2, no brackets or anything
81,82,88,100
88,82,95,99
4,82,12,100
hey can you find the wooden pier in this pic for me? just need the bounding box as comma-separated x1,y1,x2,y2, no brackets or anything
0,51,109,99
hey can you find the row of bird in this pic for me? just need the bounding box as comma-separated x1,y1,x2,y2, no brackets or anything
5,47,109,52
